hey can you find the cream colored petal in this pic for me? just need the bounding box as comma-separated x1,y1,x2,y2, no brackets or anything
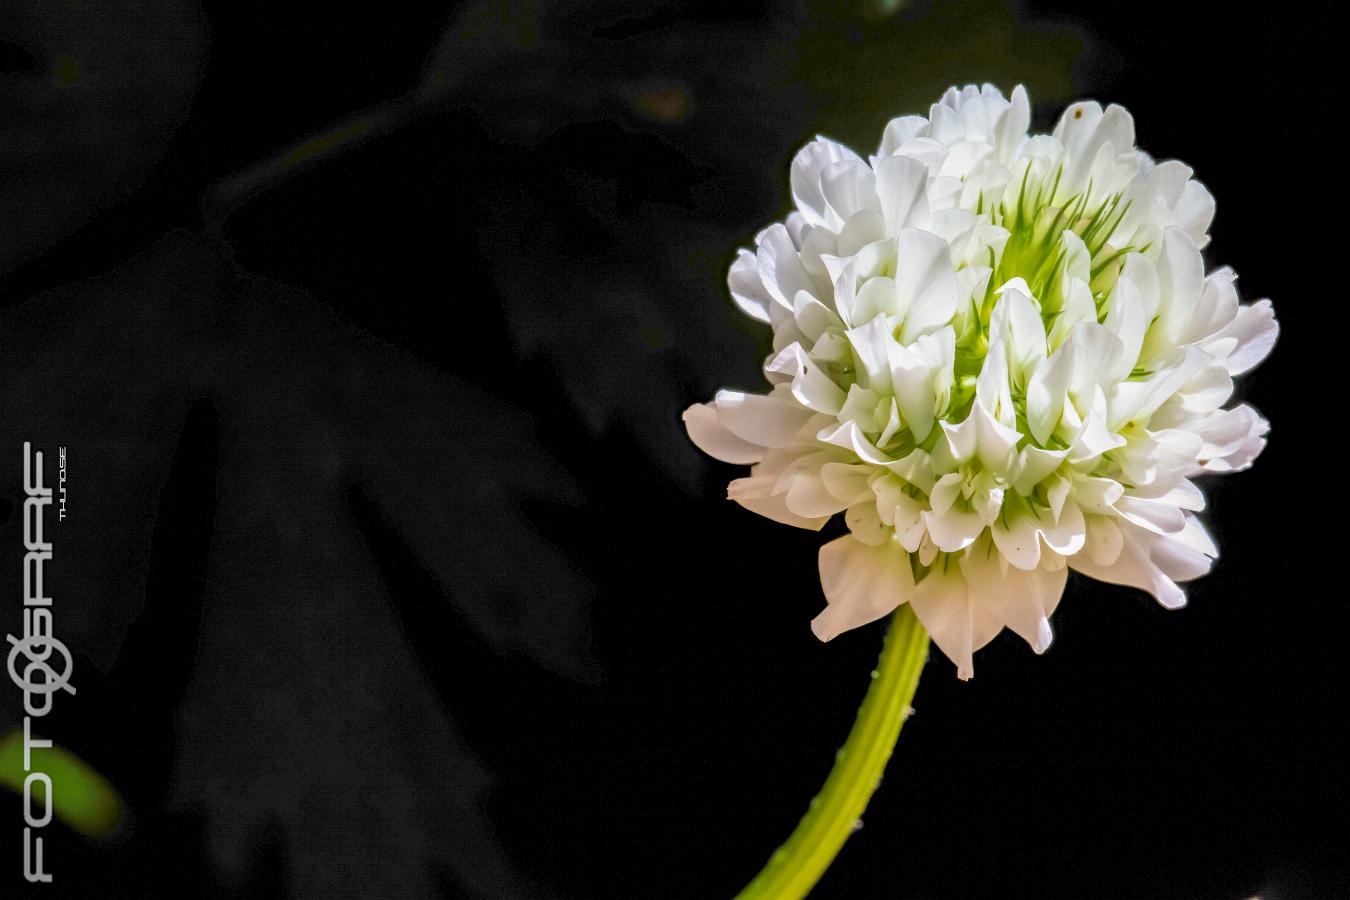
1068,522,1187,609
909,564,1003,680
728,478,830,531
683,402,764,465
962,543,1067,654
713,388,815,447
764,344,847,415
812,535,914,642
1084,514,1124,566
922,504,985,553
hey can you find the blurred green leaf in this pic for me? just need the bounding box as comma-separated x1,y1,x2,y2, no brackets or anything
0,728,123,839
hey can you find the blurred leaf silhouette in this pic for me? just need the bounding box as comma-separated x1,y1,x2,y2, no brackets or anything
412,0,1090,483
0,0,207,273
1,231,593,896
0,1,1089,896
210,0,1091,487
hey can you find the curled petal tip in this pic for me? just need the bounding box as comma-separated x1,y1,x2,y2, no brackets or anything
1032,620,1054,655
810,612,839,642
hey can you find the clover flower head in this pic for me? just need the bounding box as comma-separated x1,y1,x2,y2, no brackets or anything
685,85,1277,678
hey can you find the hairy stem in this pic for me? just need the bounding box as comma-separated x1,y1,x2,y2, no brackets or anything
737,606,929,899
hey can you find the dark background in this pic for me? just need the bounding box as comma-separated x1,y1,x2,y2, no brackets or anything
0,1,1340,897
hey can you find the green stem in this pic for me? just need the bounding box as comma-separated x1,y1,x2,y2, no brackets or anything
737,606,929,899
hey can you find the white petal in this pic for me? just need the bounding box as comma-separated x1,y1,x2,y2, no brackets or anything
1068,521,1189,609
895,137,950,175
792,290,842,343
1042,500,1087,556
1068,402,1126,465
837,383,882,432
997,282,1047,381
873,153,932,235
886,327,953,443
1188,267,1239,345
1120,252,1161,321
845,501,890,546
838,209,886,258
765,344,847,415
1084,514,1123,566
728,477,830,531
1107,347,1208,430
1128,476,1204,512
1199,405,1269,473
887,448,937,494
1102,275,1148,381
683,402,764,464
991,507,1042,570
713,389,814,447
922,505,985,553
1065,323,1125,395
895,228,957,343
1150,518,1216,582
729,248,774,322
963,543,1066,654
1012,445,1068,494
917,533,939,567
877,397,903,447
1175,179,1215,248
975,318,1015,426
1143,228,1205,360
892,492,928,552
821,462,874,506
1174,513,1218,559
1175,364,1234,415
994,85,1031,164
755,223,815,310
784,473,851,518
812,535,914,641
909,564,1003,680
791,138,863,229
845,315,894,392
1205,299,1278,376
1026,342,1072,446
1113,494,1187,535
1046,477,1071,522
933,413,979,471
821,158,877,225
971,399,1021,472
931,207,978,248
928,471,963,516
852,276,899,324
818,420,896,466
1070,475,1125,515
879,115,928,157
1186,404,1258,460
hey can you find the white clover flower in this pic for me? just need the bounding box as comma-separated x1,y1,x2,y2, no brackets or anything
685,84,1277,679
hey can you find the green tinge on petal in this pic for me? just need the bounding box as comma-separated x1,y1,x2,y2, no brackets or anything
0,728,123,839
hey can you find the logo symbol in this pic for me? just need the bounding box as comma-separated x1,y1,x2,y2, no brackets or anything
6,633,76,698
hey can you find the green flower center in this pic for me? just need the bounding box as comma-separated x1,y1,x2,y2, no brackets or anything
942,168,1140,426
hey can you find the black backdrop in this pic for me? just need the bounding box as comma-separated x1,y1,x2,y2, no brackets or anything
0,2,1342,897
